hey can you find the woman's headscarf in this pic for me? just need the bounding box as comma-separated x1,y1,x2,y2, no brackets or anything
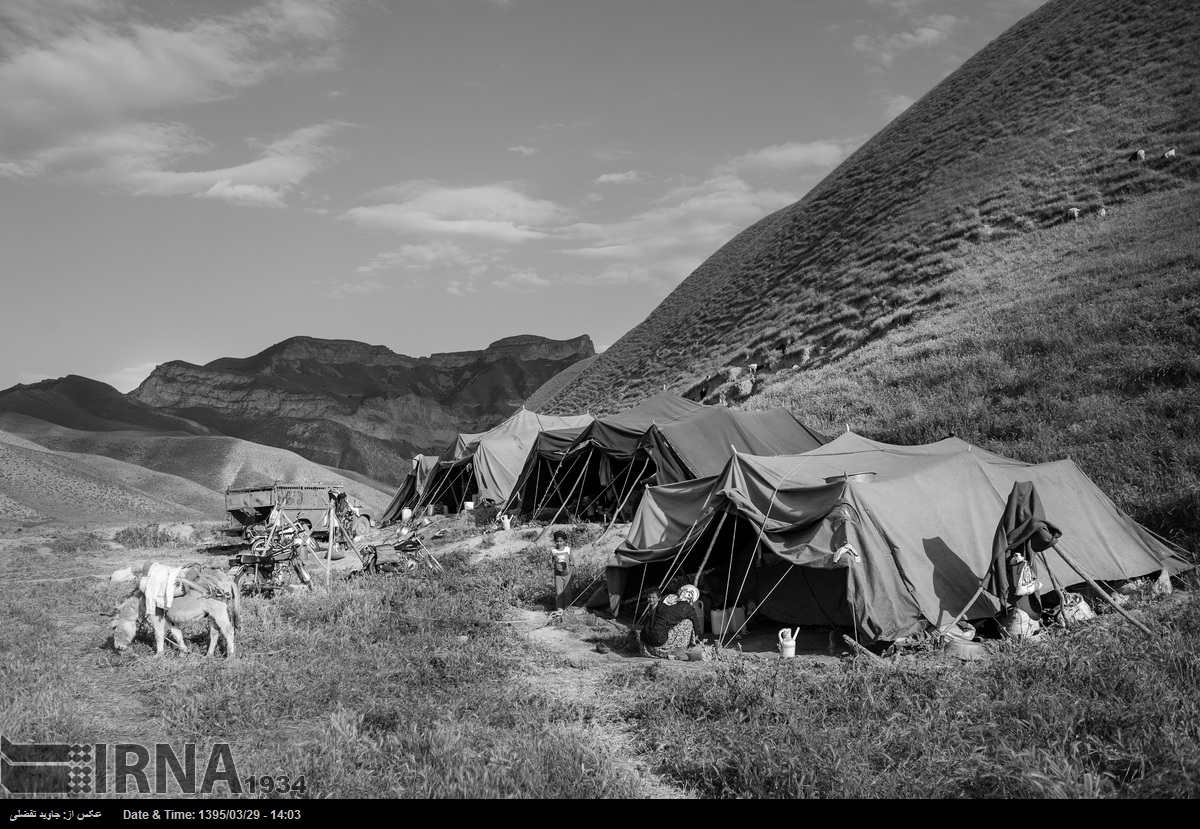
662,584,699,606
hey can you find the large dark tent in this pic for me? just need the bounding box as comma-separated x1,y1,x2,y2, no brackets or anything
503,425,590,517
638,406,829,484
513,392,707,521
607,434,1188,643
515,392,828,523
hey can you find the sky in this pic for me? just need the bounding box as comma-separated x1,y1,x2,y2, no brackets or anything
0,0,1048,393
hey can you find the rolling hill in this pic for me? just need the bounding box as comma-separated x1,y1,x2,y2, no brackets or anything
542,0,1200,549
0,412,392,527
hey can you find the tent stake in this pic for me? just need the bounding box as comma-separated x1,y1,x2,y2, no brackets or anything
1050,544,1156,639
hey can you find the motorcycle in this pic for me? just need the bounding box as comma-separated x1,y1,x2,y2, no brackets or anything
228,526,314,596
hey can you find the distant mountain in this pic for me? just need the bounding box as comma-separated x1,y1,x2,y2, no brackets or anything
0,334,593,493
122,334,594,485
0,375,212,435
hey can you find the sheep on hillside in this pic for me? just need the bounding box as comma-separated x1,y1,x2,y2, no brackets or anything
1163,148,1176,159
1067,207,1081,220
1128,149,1146,162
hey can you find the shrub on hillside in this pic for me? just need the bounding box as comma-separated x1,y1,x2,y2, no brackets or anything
114,524,181,549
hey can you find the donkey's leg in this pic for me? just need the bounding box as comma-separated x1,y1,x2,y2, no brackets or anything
206,617,219,657
169,625,187,654
151,613,166,657
211,605,235,658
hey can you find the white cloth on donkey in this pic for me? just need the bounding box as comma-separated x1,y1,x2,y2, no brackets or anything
142,563,183,616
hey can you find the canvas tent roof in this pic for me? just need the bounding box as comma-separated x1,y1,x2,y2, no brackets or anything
419,407,593,510
568,391,708,460
638,406,829,484
610,435,1187,643
503,425,590,513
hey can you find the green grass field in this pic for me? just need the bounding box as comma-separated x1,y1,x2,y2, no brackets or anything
2,529,1196,799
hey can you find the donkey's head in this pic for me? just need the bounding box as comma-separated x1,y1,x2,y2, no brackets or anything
111,596,140,651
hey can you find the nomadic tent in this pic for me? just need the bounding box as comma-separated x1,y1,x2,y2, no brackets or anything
638,406,829,485
503,425,590,517
417,408,593,513
517,393,829,524
379,454,441,524
607,434,1187,643
513,392,707,521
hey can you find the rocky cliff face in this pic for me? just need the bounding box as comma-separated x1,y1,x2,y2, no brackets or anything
128,335,594,484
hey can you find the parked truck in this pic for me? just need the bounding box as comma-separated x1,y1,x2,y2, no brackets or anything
224,482,371,538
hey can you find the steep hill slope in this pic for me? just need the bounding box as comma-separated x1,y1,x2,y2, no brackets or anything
548,0,1199,413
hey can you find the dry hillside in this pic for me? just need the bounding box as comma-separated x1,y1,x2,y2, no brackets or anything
0,413,392,526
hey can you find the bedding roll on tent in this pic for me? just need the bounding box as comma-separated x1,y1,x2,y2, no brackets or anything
606,435,1188,643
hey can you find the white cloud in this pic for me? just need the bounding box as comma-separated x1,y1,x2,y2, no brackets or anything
595,170,646,185
343,181,571,244
0,1,350,198
560,173,795,286
97,360,159,393
195,179,287,208
445,278,478,297
882,93,915,121
493,269,550,292
720,140,850,175
356,240,482,274
329,279,385,298
852,13,958,68
507,145,538,157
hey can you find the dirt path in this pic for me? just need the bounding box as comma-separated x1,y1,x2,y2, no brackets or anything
511,607,693,798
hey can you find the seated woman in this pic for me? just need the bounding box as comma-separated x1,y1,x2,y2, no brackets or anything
640,584,702,659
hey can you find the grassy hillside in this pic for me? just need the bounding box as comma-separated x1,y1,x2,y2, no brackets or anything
542,0,1199,549
757,188,1200,550
549,0,1198,411
4,530,1195,798
522,354,600,412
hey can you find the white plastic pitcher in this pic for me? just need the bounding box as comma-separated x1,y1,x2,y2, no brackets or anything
777,627,799,658
500,515,512,531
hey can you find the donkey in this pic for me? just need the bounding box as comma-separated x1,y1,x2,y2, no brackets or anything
112,569,240,658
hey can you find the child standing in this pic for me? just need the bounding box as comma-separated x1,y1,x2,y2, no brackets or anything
550,530,574,610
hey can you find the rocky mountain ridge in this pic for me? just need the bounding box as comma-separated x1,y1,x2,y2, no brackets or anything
126,334,595,484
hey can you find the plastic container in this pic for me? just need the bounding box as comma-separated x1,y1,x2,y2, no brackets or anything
777,628,798,658
710,607,746,640
500,515,512,531
463,501,475,511
1004,607,1041,638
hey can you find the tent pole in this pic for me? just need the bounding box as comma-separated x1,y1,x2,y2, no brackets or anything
536,456,590,542
1041,549,1073,631
1050,543,1156,639
692,510,728,586
595,457,650,544
529,450,573,521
